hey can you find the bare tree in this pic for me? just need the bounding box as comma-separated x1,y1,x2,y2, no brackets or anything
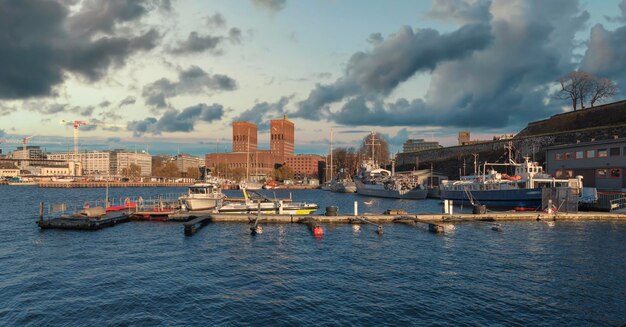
556,71,591,111
589,77,618,107
557,70,618,110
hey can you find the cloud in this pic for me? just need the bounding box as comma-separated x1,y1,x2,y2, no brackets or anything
127,103,225,136
581,2,626,99
366,33,384,45
291,23,493,119
233,96,292,131
0,129,5,137
99,100,111,108
142,66,237,108
107,137,122,143
169,32,224,55
604,0,626,23
290,0,593,130
118,96,137,108
251,0,287,12
205,12,226,28
427,0,492,25
0,0,163,99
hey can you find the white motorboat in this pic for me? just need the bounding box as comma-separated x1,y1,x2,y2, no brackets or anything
179,181,225,211
218,189,318,215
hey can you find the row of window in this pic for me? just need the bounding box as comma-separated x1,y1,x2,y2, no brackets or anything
555,168,622,179
555,146,624,160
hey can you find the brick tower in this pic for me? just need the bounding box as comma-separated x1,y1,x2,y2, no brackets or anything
270,115,294,163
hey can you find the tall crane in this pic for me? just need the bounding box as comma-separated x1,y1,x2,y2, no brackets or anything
22,135,36,151
60,120,90,157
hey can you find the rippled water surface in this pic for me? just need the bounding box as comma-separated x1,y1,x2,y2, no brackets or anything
1,187,625,326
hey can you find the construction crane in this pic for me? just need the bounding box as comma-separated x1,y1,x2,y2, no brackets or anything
60,120,91,157
22,135,36,151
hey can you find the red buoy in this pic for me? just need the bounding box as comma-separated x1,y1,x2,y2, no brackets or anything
313,226,324,238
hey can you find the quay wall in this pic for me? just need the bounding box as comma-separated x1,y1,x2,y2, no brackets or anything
37,182,193,188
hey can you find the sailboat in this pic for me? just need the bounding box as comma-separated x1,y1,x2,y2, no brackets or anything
321,128,333,191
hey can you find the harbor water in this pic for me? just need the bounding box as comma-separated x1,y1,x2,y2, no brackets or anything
1,187,625,326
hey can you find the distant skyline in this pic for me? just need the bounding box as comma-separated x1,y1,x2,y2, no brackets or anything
2,0,626,157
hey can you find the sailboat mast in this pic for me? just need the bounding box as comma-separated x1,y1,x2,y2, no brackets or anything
330,128,333,181
246,128,250,180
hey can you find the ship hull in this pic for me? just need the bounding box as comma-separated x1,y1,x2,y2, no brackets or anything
439,188,543,209
330,181,357,193
354,179,427,199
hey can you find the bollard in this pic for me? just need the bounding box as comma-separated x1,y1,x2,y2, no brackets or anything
448,201,454,215
354,201,358,216
279,200,284,214
443,200,448,214
39,202,44,221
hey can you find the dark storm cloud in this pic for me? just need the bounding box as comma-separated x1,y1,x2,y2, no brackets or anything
251,0,287,12
0,0,164,100
581,1,626,99
292,23,493,119
142,66,237,109
233,96,292,131
427,0,492,25
118,96,137,108
292,0,593,130
127,103,224,136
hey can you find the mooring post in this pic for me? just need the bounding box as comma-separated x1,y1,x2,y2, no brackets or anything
279,200,284,215
354,201,358,216
448,200,454,215
39,202,44,221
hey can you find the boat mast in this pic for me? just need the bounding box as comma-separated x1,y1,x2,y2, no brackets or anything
329,127,333,182
246,128,250,181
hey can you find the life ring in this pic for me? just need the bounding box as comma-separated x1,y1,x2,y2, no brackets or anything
544,205,556,214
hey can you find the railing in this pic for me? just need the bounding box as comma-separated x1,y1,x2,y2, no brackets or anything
609,197,626,212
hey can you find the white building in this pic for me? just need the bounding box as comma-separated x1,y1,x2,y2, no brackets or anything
172,154,203,176
47,150,151,176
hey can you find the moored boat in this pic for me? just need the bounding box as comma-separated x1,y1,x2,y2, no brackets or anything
179,180,225,211
354,159,427,199
218,189,318,215
440,156,583,210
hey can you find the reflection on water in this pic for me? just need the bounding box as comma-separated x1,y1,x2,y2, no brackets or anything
0,187,624,326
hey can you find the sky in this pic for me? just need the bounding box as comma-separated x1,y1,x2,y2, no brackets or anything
1,0,626,157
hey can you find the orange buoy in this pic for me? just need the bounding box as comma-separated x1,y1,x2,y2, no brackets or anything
313,226,324,237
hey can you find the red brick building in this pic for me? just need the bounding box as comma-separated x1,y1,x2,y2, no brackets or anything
232,121,257,153
205,117,324,180
270,116,294,163
285,154,325,178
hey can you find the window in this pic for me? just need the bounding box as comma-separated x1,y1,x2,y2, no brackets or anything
555,153,563,160
575,151,584,159
610,168,621,178
598,149,608,158
610,147,621,156
597,169,608,178
586,150,596,158
555,169,563,178
564,152,572,160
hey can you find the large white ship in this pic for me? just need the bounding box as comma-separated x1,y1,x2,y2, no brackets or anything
354,159,427,199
